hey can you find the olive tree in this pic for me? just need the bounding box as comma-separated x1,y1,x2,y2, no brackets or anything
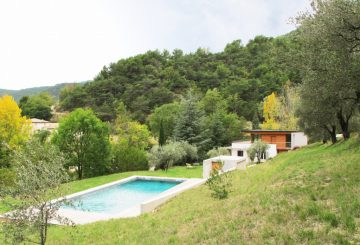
295,0,360,140
247,140,270,164
0,140,72,245
147,141,197,171
206,147,230,158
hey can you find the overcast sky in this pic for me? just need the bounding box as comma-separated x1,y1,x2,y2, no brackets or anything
0,0,310,90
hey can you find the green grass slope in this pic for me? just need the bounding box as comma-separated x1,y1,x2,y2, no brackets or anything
47,138,360,245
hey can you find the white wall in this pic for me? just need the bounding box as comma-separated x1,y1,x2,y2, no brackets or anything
202,156,246,179
267,144,277,158
291,132,308,149
231,142,277,163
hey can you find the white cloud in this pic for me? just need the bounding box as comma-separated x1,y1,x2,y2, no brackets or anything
0,0,310,90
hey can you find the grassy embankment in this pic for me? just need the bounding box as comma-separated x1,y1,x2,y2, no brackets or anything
3,138,360,244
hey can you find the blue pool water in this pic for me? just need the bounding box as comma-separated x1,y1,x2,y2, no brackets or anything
61,179,181,214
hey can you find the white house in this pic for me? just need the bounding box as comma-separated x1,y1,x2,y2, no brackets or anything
229,141,278,163
30,118,59,133
202,130,308,178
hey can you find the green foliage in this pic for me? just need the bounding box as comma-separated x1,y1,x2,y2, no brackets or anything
19,92,53,120
247,140,270,163
148,102,180,144
59,84,88,112
174,91,205,145
278,82,300,130
198,88,227,114
110,141,148,173
206,147,230,158
52,108,110,179
0,139,70,245
148,142,185,171
206,162,232,199
114,105,152,149
296,0,360,140
57,36,298,123
177,141,198,164
203,110,226,147
158,120,165,146
33,129,51,144
0,168,16,189
147,141,197,170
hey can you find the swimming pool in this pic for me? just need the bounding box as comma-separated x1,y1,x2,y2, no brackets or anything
54,176,205,224
62,179,181,214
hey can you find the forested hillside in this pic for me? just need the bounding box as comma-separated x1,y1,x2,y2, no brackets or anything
59,34,300,123
0,82,87,102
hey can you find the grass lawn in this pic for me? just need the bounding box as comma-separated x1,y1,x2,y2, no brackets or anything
0,166,202,215
3,138,360,244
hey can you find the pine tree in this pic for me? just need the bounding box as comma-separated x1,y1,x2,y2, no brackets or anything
174,91,203,145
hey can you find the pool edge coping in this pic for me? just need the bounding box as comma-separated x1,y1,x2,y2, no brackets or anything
54,175,205,225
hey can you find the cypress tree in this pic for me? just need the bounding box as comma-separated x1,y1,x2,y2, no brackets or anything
159,119,166,146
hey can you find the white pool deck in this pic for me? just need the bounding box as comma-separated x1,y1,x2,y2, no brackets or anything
49,175,205,225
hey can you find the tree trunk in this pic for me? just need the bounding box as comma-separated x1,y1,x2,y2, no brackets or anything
337,111,351,140
78,163,82,179
324,125,337,144
40,207,46,245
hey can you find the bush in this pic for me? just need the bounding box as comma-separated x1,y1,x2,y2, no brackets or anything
176,141,198,165
110,141,148,173
147,141,198,170
147,142,185,171
1,139,71,245
247,140,270,163
206,162,232,199
33,130,51,143
206,147,230,158
0,168,16,189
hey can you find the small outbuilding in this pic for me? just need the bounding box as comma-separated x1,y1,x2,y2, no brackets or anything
30,118,58,133
202,155,246,179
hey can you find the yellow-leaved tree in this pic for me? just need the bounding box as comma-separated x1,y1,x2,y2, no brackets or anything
0,95,31,150
261,92,281,130
278,82,300,130
260,82,300,130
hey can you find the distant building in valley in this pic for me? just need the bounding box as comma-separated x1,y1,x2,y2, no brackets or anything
30,118,58,132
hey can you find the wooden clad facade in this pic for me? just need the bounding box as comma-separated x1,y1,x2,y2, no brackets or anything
244,130,296,153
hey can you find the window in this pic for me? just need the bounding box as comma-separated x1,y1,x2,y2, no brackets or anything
260,152,267,160
286,134,292,148
237,150,244,157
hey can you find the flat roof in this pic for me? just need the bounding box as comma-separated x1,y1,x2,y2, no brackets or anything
242,129,301,133
31,118,49,123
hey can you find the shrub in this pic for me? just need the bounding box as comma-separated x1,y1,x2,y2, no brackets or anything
176,141,198,165
206,161,232,199
0,168,16,189
110,141,148,173
0,139,71,245
247,140,270,163
147,141,198,170
147,142,185,171
206,147,230,158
